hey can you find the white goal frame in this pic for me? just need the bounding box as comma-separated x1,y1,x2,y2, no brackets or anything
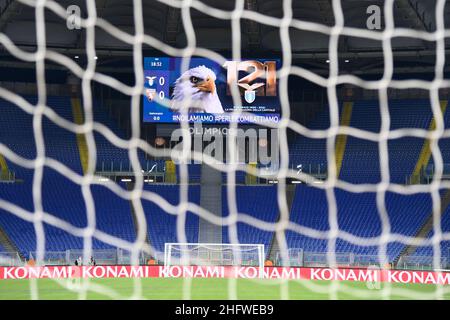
164,243,265,270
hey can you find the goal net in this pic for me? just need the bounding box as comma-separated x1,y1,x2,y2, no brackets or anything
164,243,265,269
0,0,450,301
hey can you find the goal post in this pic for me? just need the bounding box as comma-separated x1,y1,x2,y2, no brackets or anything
164,243,265,271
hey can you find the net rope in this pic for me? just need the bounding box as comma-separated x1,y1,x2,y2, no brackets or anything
0,0,449,299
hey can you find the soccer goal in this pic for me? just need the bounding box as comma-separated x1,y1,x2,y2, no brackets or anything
164,243,265,269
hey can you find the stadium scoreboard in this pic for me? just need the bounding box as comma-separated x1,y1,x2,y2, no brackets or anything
143,57,281,124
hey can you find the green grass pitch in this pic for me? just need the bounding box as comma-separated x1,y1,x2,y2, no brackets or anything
0,278,449,300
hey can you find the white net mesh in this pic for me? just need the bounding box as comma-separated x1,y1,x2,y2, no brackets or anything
0,0,449,300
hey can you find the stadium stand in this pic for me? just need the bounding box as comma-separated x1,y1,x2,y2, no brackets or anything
92,99,134,171
176,164,202,183
0,97,37,174
0,168,137,256
91,183,137,245
44,97,84,174
288,103,331,171
289,99,441,185
286,185,433,262
389,99,437,184
222,186,279,254
92,99,162,173
142,185,201,252
0,95,449,264
93,100,170,176
434,102,450,165
222,171,247,184
0,180,41,256
412,208,450,257
0,96,84,175
339,100,381,184
340,99,435,184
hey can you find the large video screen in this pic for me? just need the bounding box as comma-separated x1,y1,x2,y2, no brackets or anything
143,57,281,124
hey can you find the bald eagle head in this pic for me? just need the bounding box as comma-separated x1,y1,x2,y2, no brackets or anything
170,65,224,114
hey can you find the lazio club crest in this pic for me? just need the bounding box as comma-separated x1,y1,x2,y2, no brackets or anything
244,90,256,103
146,76,157,87
238,83,265,104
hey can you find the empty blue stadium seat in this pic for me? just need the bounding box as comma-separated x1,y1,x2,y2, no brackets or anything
176,164,202,183
142,184,200,253
286,185,433,261
222,186,279,255
1,95,449,265
290,99,439,184
0,167,137,256
92,99,159,172
412,204,450,257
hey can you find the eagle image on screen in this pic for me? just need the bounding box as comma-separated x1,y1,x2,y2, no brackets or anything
142,57,280,124
170,65,224,114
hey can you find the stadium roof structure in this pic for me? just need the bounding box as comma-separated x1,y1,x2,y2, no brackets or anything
0,0,449,75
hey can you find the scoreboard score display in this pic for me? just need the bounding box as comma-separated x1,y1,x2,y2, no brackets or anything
142,57,281,124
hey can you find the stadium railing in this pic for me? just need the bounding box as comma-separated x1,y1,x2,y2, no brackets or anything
2,248,448,270
27,248,149,266
0,170,15,183
274,250,380,268
396,255,449,271
96,160,165,173
0,251,23,266
416,163,450,185
274,249,449,270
